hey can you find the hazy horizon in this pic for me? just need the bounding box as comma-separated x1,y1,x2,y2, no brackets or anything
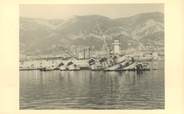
20,11,164,20
20,4,164,20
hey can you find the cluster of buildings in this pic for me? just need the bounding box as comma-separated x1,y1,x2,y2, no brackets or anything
20,40,164,70
20,40,121,70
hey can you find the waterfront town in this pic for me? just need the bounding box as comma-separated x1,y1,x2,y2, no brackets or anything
20,40,164,71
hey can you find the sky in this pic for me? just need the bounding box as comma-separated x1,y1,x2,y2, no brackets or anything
20,4,164,19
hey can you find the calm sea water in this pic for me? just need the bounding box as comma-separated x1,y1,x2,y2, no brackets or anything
20,70,164,109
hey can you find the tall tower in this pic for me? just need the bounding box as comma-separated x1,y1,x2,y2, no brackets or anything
113,40,120,55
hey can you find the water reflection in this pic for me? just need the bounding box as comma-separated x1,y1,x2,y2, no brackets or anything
20,70,164,109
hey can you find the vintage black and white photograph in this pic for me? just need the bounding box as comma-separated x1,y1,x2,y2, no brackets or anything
19,4,164,109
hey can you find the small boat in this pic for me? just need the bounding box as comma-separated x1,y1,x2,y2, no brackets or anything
140,63,150,70
104,56,134,71
58,62,66,71
123,63,137,71
89,58,103,71
123,62,150,71
40,66,55,71
66,61,80,71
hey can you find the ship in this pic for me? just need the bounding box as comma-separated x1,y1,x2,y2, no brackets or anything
66,61,80,71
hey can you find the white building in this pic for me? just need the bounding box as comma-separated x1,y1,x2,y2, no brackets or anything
112,40,120,55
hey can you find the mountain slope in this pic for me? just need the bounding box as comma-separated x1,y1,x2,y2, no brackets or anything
20,12,164,56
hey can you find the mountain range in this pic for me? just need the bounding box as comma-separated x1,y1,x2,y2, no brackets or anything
20,12,164,56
